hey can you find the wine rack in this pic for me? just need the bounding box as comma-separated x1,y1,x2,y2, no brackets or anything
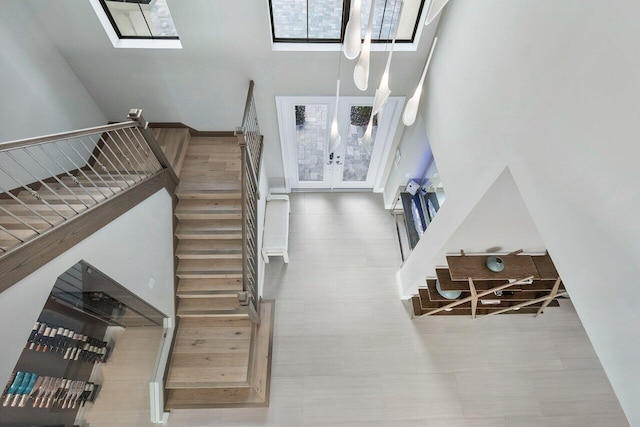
0,300,110,427
25,321,110,364
2,371,98,410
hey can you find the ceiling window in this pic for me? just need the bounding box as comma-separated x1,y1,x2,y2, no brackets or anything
98,0,179,39
269,0,426,43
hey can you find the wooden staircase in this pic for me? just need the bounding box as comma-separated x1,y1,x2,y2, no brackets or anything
155,129,273,409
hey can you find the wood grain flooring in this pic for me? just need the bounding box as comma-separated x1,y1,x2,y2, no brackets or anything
80,326,164,427
166,192,628,427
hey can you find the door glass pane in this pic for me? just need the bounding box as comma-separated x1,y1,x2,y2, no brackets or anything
295,104,328,182
343,106,378,182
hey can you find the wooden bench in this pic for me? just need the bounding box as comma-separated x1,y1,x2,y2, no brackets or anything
261,195,290,263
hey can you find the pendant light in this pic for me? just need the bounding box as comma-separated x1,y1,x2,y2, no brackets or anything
329,80,342,153
402,36,438,126
329,44,344,153
372,0,402,116
344,0,362,60
360,112,375,148
425,0,451,26
353,0,376,91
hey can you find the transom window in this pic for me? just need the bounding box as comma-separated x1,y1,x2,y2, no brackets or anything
269,0,427,43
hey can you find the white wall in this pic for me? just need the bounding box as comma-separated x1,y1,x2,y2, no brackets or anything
25,0,438,190
382,115,433,207
409,0,640,423
0,1,106,190
0,1,106,143
0,189,175,390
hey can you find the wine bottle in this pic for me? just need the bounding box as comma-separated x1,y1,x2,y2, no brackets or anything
51,327,65,352
26,322,40,349
30,324,46,350
12,373,37,407
35,326,51,352
42,327,57,352
19,375,43,407
33,376,51,407
64,333,79,359
61,329,74,356
55,379,71,408
45,378,65,408
41,377,62,408
3,371,30,407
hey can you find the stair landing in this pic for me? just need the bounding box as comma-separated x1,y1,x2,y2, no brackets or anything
165,300,274,409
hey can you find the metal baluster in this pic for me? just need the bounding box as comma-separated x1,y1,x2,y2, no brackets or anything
85,134,131,186
118,128,156,176
73,136,124,191
125,127,161,172
113,131,146,179
106,130,139,178
41,145,101,205
0,181,56,226
63,139,117,197
52,142,107,201
111,129,150,178
0,158,67,220
100,132,140,181
22,149,86,211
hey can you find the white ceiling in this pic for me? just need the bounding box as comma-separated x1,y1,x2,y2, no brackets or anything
26,0,438,186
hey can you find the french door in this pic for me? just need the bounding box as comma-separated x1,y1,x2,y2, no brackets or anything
276,96,403,190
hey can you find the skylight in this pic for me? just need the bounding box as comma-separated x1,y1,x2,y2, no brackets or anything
98,0,179,39
269,0,426,43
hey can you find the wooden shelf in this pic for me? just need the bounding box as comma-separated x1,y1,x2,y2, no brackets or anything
413,251,565,318
532,254,559,280
446,254,540,280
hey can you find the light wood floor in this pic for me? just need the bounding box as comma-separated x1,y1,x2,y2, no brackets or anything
80,326,163,427
166,192,628,427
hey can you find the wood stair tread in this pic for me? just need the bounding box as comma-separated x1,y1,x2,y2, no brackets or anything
177,296,240,311
176,190,241,200
177,278,243,294
175,209,241,220
176,243,243,259
165,388,266,409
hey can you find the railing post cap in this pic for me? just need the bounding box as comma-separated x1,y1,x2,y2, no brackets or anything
128,109,148,129
234,127,244,136
128,108,143,119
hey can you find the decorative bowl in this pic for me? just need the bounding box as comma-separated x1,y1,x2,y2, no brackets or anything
486,256,505,272
436,280,462,300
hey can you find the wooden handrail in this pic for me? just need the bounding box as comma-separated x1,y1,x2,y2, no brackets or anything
241,80,255,130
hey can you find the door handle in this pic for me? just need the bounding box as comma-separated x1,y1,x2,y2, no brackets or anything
327,152,334,165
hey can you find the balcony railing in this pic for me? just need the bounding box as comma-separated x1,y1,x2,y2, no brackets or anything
235,81,263,324
0,109,177,291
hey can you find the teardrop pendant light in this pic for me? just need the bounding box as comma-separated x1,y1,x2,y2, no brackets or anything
329,79,342,153
359,112,375,147
402,36,438,126
344,0,362,60
372,0,402,116
330,44,344,153
425,0,451,26
353,0,376,91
